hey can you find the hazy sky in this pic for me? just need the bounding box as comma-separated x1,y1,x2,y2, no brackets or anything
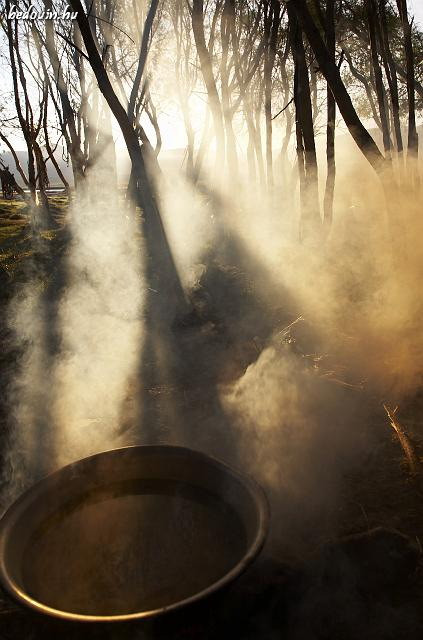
409,0,423,26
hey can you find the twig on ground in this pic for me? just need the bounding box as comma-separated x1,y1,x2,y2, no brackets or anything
353,500,371,531
277,315,304,339
384,404,422,475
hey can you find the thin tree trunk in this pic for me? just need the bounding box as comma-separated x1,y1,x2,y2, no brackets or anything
43,126,70,193
396,0,419,180
254,81,266,189
279,37,293,189
33,141,51,221
5,10,36,203
247,125,257,184
42,0,85,186
288,3,321,240
379,0,403,156
294,64,307,236
192,109,211,184
172,4,195,178
366,0,391,158
220,0,239,178
343,48,382,131
324,0,336,232
100,97,118,189
264,0,281,189
192,0,226,171
127,0,160,123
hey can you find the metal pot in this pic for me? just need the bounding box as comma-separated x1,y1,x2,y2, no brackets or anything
0,445,269,622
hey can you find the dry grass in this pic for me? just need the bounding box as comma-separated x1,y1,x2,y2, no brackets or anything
0,195,69,280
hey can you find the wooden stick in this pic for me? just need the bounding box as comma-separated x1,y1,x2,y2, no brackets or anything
384,404,421,475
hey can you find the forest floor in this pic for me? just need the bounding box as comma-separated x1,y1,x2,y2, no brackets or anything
0,195,423,639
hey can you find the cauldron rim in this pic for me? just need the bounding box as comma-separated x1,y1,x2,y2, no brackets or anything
0,444,270,622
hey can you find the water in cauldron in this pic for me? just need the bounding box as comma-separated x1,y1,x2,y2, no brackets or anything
22,479,247,616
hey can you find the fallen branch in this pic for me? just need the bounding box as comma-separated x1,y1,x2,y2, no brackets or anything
277,315,304,338
384,404,422,475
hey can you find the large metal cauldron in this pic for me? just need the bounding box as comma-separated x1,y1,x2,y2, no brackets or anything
0,445,269,622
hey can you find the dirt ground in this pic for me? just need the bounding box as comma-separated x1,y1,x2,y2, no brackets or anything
0,196,423,639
